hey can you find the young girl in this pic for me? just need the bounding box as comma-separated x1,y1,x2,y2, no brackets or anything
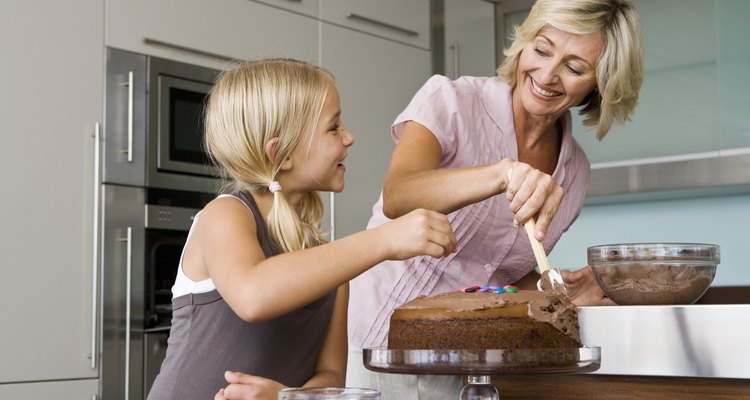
146,59,456,400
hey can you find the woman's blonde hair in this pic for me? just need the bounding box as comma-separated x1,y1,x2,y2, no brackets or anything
205,58,333,253
497,0,644,140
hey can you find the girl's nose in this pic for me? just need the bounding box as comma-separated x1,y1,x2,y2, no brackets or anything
342,125,355,146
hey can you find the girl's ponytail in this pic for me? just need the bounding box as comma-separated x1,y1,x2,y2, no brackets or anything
264,181,324,252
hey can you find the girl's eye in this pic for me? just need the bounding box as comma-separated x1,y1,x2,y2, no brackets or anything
329,124,340,133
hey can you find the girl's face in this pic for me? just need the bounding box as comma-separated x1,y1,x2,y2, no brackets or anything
515,25,602,120
288,82,355,193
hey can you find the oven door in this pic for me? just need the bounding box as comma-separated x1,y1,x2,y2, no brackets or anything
156,75,216,177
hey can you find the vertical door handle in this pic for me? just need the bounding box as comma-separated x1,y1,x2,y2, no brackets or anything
119,71,134,162
450,41,460,79
90,123,101,369
118,227,133,400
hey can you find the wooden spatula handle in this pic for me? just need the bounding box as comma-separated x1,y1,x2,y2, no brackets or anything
506,168,552,274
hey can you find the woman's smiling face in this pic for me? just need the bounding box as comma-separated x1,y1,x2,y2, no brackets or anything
515,25,602,120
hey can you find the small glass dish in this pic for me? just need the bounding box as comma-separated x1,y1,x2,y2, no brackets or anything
587,243,720,305
279,387,380,400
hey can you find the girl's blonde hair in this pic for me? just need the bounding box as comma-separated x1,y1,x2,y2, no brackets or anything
205,58,333,253
497,0,644,140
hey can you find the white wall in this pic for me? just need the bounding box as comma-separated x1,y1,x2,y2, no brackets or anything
551,193,750,286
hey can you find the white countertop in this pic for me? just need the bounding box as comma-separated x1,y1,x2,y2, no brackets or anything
580,304,750,379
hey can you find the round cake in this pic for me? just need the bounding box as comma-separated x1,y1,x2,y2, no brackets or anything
387,289,581,350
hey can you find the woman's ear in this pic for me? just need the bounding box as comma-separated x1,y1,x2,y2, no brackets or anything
264,137,293,171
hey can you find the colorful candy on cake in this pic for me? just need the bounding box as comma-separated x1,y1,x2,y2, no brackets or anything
387,286,581,350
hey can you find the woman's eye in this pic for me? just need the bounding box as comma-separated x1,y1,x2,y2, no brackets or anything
533,47,548,56
329,124,340,133
566,65,582,75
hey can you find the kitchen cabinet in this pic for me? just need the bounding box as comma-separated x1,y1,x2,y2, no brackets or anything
105,0,319,68
320,0,431,50
0,0,102,397
320,23,432,239
444,0,496,78
250,0,319,18
0,379,99,400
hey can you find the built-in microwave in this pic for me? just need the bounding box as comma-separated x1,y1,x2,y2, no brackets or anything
104,48,221,193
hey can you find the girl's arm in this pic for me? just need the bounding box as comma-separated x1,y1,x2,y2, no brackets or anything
383,121,564,240
213,284,349,400
304,283,348,387
194,196,456,323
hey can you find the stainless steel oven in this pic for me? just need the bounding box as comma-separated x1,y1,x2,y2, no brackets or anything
100,47,221,400
100,185,213,400
103,47,221,193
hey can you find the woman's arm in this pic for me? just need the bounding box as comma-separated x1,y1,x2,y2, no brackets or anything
383,121,564,240
382,121,512,219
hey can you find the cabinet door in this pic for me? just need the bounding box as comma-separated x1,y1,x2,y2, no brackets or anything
321,0,430,50
0,379,98,400
321,23,431,239
0,0,102,384
444,0,496,78
106,0,318,69
100,185,147,400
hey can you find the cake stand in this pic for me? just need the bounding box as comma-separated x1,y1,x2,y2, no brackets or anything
364,346,600,400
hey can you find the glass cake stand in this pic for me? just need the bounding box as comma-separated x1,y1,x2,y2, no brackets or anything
363,346,600,400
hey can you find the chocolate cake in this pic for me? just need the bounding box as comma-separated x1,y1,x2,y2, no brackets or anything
387,290,581,350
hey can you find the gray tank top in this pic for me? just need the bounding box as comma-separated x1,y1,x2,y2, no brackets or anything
147,191,336,400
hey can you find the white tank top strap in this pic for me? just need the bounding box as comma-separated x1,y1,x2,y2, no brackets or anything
171,193,256,298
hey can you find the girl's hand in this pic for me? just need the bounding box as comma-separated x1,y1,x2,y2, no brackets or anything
560,266,615,306
377,209,457,260
502,160,564,241
214,371,285,400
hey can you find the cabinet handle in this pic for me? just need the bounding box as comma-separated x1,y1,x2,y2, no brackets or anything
119,72,134,163
450,41,460,79
90,123,101,370
118,228,133,400
143,37,236,63
345,13,419,37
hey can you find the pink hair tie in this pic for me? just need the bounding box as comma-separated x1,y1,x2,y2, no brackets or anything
268,181,282,194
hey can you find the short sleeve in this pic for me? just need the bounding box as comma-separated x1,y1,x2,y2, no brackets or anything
391,75,461,161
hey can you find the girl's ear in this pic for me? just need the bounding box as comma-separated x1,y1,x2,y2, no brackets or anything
265,137,293,171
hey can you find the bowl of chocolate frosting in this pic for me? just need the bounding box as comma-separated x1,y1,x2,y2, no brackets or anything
587,243,720,305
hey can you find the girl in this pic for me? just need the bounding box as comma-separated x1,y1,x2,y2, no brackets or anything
146,58,456,400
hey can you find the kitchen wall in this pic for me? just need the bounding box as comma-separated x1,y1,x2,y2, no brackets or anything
547,0,750,287
551,192,750,286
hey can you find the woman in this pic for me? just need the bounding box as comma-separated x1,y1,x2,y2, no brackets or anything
347,0,644,398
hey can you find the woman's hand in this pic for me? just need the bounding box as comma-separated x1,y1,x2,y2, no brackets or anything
560,266,615,306
214,371,285,400
502,160,564,241
376,208,457,260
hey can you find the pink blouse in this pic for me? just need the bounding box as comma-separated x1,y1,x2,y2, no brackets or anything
348,75,591,348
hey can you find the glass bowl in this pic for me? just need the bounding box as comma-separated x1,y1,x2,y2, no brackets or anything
587,243,720,305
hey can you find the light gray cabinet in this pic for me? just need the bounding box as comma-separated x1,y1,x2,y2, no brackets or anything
105,0,319,68
0,0,103,397
444,0,496,78
0,379,99,400
321,23,432,239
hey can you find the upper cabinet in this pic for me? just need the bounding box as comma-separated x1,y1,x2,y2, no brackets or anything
320,0,431,50
444,0,496,78
105,0,319,68
250,0,319,18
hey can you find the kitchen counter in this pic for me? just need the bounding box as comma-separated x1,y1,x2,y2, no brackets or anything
579,304,750,379
490,304,750,399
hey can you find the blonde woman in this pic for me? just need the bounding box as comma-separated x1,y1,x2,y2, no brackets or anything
347,0,644,398
146,58,456,400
